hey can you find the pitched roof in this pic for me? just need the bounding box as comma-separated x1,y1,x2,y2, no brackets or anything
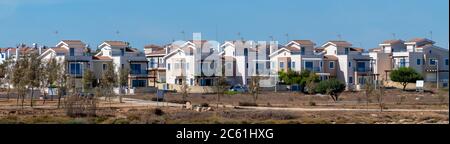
382,39,404,45
144,44,163,49
61,40,85,46
407,38,435,44
350,47,364,52
92,56,113,60
328,41,352,47
324,55,338,61
292,40,315,45
103,41,129,47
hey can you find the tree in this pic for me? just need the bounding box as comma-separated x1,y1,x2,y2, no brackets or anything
25,53,42,107
278,69,313,92
56,60,67,109
305,73,320,94
12,55,30,108
179,76,190,103
46,58,59,101
0,57,13,100
82,69,95,93
363,77,375,110
376,80,386,112
100,62,117,103
249,76,261,103
215,75,228,109
118,68,129,103
390,67,422,91
315,79,346,102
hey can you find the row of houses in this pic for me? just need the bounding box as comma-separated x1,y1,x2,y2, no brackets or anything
1,37,449,92
146,38,449,90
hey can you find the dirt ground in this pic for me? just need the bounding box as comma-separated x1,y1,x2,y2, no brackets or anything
125,89,449,110
0,89,448,124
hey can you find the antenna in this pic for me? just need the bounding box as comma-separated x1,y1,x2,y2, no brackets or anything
392,33,396,39
269,35,274,41
429,31,433,40
181,31,186,41
337,34,342,40
237,32,242,41
285,33,289,44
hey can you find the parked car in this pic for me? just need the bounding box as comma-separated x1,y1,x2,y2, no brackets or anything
229,85,248,93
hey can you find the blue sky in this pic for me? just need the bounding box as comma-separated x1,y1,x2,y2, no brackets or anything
0,0,448,50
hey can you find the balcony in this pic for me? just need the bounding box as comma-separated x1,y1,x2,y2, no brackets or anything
304,67,321,72
355,67,371,73
393,62,409,69
130,70,149,77
66,56,92,62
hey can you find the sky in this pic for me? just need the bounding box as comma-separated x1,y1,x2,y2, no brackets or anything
0,0,448,50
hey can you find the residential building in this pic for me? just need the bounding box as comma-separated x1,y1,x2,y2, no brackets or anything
144,44,166,86
95,41,149,88
320,41,373,90
370,38,449,87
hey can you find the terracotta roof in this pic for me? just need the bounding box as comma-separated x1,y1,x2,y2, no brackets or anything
328,41,352,47
324,55,338,61
292,40,315,45
144,44,163,49
369,48,382,52
351,47,364,52
407,38,435,44
92,56,113,60
104,41,129,47
61,40,85,46
147,49,166,55
382,39,403,45
286,47,300,52
52,47,68,53
315,47,325,52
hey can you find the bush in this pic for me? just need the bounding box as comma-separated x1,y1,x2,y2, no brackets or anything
151,97,165,102
200,103,210,107
153,108,164,116
225,91,239,95
239,102,258,106
315,79,346,102
390,67,422,91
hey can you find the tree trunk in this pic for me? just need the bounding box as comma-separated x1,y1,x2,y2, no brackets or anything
57,91,62,109
6,87,10,100
30,87,34,107
21,93,25,109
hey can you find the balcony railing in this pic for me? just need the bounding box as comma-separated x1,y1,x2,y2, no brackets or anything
66,56,92,62
130,70,149,77
304,67,321,72
355,67,371,73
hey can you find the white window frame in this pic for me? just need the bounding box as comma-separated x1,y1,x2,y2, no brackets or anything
329,61,335,69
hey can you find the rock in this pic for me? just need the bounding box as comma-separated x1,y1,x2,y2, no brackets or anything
206,107,213,111
195,107,202,112
186,101,192,110
371,114,378,117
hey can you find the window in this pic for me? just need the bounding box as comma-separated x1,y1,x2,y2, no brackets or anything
130,64,142,74
429,59,436,65
102,64,107,70
446,59,449,66
292,62,296,68
329,61,335,69
132,80,147,87
345,48,350,54
357,62,366,72
246,63,249,68
244,48,249,56
304,62,313,70
320,61,323,68
1,54,3,58
167,63,171,70
121,49,125,56
69,48,75,56
349,77,353,84
400,59,406,67
70,63,81,75
300,47,305,55
417,59,421,65
280,62,284,68
348,62,352,68
121,64,124,69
